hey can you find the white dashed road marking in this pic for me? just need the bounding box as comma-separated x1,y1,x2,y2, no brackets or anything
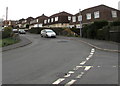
84,66,92,71
52,48,95,85
64,73,71,78
52,78,65,84
86,57,90,60
80,61,86,65
73,66,82,70
76,72,84,79
97,66,101,68
65,80,77,86
88,54,93,58
68,71,75,74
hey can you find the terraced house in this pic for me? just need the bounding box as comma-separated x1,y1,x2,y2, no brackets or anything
43,11,73,28
11,4,120,29
29,14,48,29
70,5,120,28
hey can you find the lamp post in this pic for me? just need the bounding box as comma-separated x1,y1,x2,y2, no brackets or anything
79,9,82,37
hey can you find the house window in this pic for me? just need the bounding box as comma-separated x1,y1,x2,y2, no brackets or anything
55,17,58,21
94,11,100,18
36,19,39,22
111,11,117,18
72,16,76,22
78,15,82,21
51,18,54,22
68,16,71,20
48,19,50,23
86,13,91,20
44,20,47,24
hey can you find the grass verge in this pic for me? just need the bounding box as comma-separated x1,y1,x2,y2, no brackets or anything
0,38,20,47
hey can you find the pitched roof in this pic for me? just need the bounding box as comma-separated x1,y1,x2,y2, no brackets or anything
50,11,73,17
75,4,120,15
36,14,48,19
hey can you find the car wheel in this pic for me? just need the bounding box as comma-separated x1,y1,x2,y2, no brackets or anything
46,34,48,38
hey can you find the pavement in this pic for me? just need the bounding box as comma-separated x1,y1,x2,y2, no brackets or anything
1,34,120,53
62,36,120,53
2,36,32,52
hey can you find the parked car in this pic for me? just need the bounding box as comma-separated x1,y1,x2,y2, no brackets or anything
19,29,26,34
41,29,56,38
12,29,19,33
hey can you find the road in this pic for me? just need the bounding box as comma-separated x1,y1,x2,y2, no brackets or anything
2,34,118,85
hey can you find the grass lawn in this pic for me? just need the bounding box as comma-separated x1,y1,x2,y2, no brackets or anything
0,38,20,47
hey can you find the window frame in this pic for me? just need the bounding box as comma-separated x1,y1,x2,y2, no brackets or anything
111,11,117,18
72,16,76,22
94,11,100,19
86,13,92,20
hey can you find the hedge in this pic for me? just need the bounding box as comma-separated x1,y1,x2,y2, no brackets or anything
109,26,120,42
110,20,120,26
28,27,65,35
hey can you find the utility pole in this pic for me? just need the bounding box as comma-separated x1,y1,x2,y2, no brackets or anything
79,9,82,37
5,7,8,27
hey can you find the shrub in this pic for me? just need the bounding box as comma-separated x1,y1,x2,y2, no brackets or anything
2,27,13,39
70,28,80,35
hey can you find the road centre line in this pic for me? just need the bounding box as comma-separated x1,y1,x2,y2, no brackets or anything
52,78,65,84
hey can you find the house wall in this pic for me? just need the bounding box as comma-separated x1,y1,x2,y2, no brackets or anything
71,5,120,26
44,23,70,28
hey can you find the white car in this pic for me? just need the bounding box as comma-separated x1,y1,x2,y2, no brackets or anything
41,29,56,38
19,29,26,34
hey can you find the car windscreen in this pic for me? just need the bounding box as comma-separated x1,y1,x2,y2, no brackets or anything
46,31,53,33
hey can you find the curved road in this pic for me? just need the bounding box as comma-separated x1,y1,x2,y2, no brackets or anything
2,34,118,85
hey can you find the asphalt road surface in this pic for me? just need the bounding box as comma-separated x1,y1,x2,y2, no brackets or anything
2,34,118,85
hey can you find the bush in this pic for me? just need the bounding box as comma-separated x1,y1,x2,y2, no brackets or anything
70,28,80,35
2,27,13,39
110,20,120,26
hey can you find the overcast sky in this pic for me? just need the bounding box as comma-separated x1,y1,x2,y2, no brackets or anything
0,0,120,20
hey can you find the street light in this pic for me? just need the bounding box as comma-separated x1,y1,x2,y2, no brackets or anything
79,9,82,37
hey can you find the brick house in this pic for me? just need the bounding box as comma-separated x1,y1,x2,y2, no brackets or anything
70,4,120,28
17,18,26,28
43,11,73,28
29,14,48,29
2,20,18,28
